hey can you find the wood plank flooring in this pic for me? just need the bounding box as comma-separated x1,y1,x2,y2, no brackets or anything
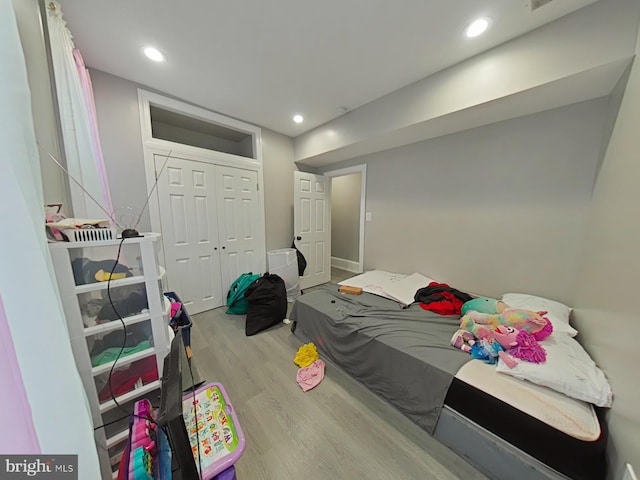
189,272,486,480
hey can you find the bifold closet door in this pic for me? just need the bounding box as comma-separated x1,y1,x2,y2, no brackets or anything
155,155,224,314
215,165,263,295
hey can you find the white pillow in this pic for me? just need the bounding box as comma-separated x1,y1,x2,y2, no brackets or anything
502,293,577,337
496,333,613,407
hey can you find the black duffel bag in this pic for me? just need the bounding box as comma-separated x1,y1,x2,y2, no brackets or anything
244,273,287,336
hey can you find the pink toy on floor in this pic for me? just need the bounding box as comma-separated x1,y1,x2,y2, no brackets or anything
296,359,325,392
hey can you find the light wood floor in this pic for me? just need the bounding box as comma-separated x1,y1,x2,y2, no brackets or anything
189,270,486,480
329,267,355,284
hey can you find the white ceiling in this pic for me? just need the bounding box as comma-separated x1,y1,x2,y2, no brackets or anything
58,0,598,137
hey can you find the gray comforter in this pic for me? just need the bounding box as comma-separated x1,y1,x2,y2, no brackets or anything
290,284,470,434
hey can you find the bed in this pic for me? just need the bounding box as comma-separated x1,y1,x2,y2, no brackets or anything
289,284,607,480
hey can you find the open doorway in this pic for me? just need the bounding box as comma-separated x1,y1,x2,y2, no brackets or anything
326,165,366,281
293,165,366,289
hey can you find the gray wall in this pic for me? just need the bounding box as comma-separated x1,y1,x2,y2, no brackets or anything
262,129,297,252
331,173,361,262
572,37,640,477
320,98,609,304
90,69,149,229
90,68,297,248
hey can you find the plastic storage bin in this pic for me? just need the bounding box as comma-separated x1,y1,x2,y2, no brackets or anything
62,227,117,242
267,248,300,300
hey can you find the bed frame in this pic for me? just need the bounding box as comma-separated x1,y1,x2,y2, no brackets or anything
435,407,571,480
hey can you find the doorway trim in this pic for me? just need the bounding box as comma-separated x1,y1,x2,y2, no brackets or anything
325,164,366,274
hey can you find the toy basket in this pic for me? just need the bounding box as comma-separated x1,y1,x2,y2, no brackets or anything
62,227,117,242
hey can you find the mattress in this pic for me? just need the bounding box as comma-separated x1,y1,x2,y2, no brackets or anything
290,285,607,480
448,361,607,480
455,360,600,441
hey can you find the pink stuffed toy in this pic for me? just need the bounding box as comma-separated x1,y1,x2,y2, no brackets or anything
452,321,551,368
490,325,548,368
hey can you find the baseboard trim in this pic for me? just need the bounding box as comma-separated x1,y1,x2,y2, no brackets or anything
331,257,360,273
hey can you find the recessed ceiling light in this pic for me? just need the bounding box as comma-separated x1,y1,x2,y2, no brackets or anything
293,114,304,124
143,46,166,62
465,18,490,38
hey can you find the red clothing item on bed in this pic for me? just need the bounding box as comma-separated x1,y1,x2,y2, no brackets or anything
417,282,470,315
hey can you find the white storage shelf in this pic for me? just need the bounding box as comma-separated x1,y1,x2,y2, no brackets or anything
83,311,151,337
49,233,170,479
75,274,145,294
91,347,156,376
74,266,165,294
106,430,129,449
99,380,162,414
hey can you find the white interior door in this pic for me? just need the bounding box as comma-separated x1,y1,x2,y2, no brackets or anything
155,154,224,314
216,165,265,294
294,171,330,289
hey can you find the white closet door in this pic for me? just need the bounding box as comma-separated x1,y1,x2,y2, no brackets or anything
216,165,265,294
156,155,224,314
294,171,330,289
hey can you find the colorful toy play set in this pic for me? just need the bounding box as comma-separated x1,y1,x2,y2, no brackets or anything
182,383,246,479
117,383,244,480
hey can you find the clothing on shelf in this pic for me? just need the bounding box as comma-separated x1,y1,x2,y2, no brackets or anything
71,257,132,285
90,322,152,359
98,356,159,402
96,290,148,322
91,340,152,367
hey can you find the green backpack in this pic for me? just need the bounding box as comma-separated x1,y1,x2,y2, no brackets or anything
226,273,260,314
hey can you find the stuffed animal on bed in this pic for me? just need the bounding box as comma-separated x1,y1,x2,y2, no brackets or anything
460,297,508,316
470,338,505,364
450,331,505,365
452,308,552,367
450,330,512,366
451,321,549,367
491,325,547,366
459,308,553,341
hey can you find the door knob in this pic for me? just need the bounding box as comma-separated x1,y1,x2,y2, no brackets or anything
222,246,226,249
296,236,302,241
214,247,218,250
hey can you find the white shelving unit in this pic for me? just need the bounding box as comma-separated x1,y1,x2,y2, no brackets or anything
49,233,170,479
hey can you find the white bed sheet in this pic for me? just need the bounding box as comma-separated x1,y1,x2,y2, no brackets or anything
455,360,600,441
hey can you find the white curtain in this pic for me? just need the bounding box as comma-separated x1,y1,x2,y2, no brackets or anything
46,1,113,220
0,0,100,476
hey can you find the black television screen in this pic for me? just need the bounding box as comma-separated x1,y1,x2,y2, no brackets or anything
156,332,199,479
